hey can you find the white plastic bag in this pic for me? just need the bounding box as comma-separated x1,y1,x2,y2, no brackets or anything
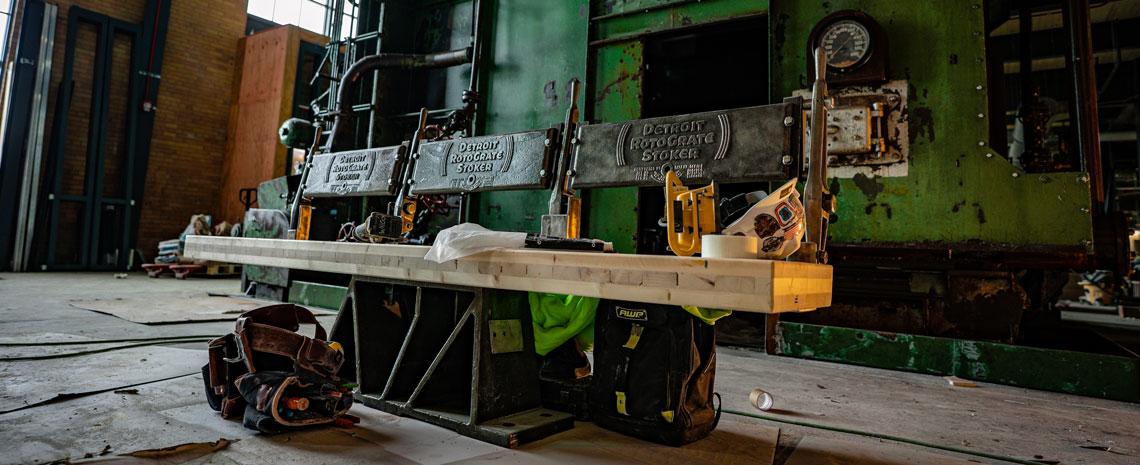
721,179,805,259
423,223,527,263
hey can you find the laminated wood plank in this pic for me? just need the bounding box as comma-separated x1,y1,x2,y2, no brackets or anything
184,236,832,313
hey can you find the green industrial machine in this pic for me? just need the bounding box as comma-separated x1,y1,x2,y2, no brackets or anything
288,0,1137,403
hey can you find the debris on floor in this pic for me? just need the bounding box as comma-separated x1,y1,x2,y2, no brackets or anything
56,438,235,465
944,376,978,388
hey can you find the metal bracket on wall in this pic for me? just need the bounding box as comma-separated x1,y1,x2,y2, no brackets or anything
794,80,910,178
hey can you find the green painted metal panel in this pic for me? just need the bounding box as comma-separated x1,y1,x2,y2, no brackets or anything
778,322,1140,403
771,1,1093,247
475,0,589,233
593,0,692,17
593,41,643,122
594,0,768,43
289,281,349,311
470,1,1091,249
242,209,289,288
584,40,645,253
257,177,289,212
476,190,549,233
585,187,639,253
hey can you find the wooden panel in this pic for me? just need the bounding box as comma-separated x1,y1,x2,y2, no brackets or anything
184,236,833,313
217,26,328,224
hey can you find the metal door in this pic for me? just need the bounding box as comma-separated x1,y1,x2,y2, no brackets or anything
44,8,141,270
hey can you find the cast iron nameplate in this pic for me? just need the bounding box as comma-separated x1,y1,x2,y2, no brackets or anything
409,128,557,195
570,101,801,188
305,145,406,197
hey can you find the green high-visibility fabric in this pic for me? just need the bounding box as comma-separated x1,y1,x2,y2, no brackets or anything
529,293,599,356
682,306,733,325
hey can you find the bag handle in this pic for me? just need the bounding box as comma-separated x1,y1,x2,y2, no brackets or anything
238,304,328,341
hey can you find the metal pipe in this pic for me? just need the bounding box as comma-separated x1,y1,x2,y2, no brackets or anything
1064,0,1104,206
803,47,830,263
458,0,486,222
467,0,483,95
324,48,472,151
289,48,472,231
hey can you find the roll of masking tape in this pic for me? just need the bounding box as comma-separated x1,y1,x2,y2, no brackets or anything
701,234,759,259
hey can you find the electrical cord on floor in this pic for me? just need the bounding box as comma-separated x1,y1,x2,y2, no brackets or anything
0,338,212,361
722,408,1047,465
0,335,220,346
0,372,199,415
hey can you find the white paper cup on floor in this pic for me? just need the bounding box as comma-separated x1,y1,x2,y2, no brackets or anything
749,388,774,411
701,235,759,259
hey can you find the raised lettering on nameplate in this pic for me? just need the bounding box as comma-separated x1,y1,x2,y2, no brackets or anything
409,128,557,195
571,102,800,188
305,145,406,197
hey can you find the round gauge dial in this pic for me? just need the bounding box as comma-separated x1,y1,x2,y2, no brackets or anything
820,20,872,69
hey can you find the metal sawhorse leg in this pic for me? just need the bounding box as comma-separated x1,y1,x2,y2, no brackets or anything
343,275,573,447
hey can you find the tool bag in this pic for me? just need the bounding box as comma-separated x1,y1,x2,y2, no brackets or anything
203,304,353,433
589,300,720,446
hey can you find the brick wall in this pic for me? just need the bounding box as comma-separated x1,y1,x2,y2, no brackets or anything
17,0,248,264
137,0,248,257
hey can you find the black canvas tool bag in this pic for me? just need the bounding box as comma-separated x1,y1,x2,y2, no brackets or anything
203,304,353,433
590,300,720,446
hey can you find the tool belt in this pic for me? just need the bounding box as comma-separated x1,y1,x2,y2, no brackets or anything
203,304,353,433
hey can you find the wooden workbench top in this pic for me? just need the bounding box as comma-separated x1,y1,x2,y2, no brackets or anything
184,236,832,313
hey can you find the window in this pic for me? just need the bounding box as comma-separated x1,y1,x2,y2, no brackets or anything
0,0,13,64
247,0,356,40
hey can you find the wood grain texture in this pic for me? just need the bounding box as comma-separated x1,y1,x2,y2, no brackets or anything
184,236,833,313
217,25,328,224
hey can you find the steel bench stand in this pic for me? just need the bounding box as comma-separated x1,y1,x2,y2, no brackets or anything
345,275,573,448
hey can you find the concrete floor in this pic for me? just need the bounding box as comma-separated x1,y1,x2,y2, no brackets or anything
1,272,1138,465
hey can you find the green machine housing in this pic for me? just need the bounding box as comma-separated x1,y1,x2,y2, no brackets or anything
292,0,1136,402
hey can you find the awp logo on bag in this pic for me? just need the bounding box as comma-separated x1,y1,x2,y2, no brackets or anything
616,306,648,321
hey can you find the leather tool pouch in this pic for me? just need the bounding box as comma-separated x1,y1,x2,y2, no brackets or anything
203,304,352,433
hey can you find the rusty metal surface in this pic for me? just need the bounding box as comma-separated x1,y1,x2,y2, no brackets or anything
570,101,800,188
793,80,909,177
304,145,406,197
409,129,557,195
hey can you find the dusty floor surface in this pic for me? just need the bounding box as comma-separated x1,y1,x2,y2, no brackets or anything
1,272,1137,465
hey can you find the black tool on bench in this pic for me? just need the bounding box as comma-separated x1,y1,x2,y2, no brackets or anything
524,234,610,252
339,211,405,243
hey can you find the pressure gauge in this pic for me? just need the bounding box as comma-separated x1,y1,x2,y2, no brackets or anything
820,20,871,69
807,10,888,86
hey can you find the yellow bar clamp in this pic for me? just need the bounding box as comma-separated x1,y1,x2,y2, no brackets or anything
664,170,717,256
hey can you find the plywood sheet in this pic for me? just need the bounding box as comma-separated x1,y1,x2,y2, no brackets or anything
217,25,330,224
0,346,203,413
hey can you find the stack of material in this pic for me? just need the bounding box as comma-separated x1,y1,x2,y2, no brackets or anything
144,214,236,278
155,239,181,264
